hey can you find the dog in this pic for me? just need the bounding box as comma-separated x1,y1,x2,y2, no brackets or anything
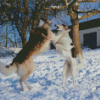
53,24,84,87
0,18,63,91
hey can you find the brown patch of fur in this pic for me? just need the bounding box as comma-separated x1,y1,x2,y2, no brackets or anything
12,28,50,64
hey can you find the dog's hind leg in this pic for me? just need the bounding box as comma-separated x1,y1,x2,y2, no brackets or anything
62,60,69,87
23,70,33,90
63,58,72,87
72,74,75,86
72,70,76,86
71,58,77,86
63,65,67,87
19,77,24,91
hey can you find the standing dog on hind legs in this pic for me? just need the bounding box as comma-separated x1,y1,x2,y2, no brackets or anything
0,18,63,91
54,24,84,87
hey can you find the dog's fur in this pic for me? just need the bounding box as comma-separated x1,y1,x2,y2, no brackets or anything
54,24,84,87
0,18,63,91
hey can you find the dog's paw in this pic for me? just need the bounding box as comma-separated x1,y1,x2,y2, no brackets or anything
21,88,24,91
28,87,31,90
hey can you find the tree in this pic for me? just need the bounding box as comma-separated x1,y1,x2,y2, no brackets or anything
0,0,99,49
6,22,8,48
0,0,51,47
21,0,29,47
44,0,100,57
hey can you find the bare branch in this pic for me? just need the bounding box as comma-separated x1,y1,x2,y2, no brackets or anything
44,5,68,10
44,0,98,11
68,0,78,14
77,0,98,3
0,36,15,46
79,10,100,20
73,8,97,13
61,0,68,6
71,0,99,14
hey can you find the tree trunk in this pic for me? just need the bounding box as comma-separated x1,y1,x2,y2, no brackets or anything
31,2,39,34
31,0,43,34
32,18,38,33
22,33,27,47
71,18,83,57
21,0,28,47
44,0,47,18
14,28,17,47
6,22,8,48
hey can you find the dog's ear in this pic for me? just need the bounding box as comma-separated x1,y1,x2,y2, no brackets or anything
66,29,71,33
40,17,47,22
38,19,45,27
64,26,69,30
62,24,69,30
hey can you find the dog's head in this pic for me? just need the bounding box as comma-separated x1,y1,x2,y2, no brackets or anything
38,17,52,29
55,24,71,33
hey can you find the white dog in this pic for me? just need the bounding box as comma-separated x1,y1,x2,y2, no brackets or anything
54,24,84,87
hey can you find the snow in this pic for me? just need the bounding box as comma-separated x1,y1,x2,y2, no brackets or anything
75,3,79,6
5,2,11,7
0,47,100,99
66,3,69,5
8,47,22,53
51,6,60,9
0,47,14,57
78,15,82,19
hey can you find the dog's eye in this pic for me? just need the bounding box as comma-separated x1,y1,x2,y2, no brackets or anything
6,65,9,68
70,43,73,46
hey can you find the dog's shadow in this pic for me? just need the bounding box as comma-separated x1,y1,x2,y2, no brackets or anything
3,75,52,93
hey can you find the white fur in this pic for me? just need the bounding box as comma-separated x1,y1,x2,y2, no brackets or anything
38,20,45,27
56,24,65,31
76,53,84,70
0,61,17,76
40,41,51,53
56,30,73,51
53,25,84,87
51,31,64,43
17,58,35,77
62,51,84,87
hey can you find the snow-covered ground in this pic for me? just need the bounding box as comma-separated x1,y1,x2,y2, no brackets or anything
0,47,100,100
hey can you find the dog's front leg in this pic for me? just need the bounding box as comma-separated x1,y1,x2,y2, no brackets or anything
55,43,63,54
55,44,59,53
51,32,63,43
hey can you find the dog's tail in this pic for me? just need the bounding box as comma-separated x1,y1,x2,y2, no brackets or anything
72,54,84,85
70,54,84,86
0,61,17,76
76,53,84,71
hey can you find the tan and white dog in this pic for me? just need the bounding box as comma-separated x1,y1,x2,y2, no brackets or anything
54,24,84,87
0,18,63,91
